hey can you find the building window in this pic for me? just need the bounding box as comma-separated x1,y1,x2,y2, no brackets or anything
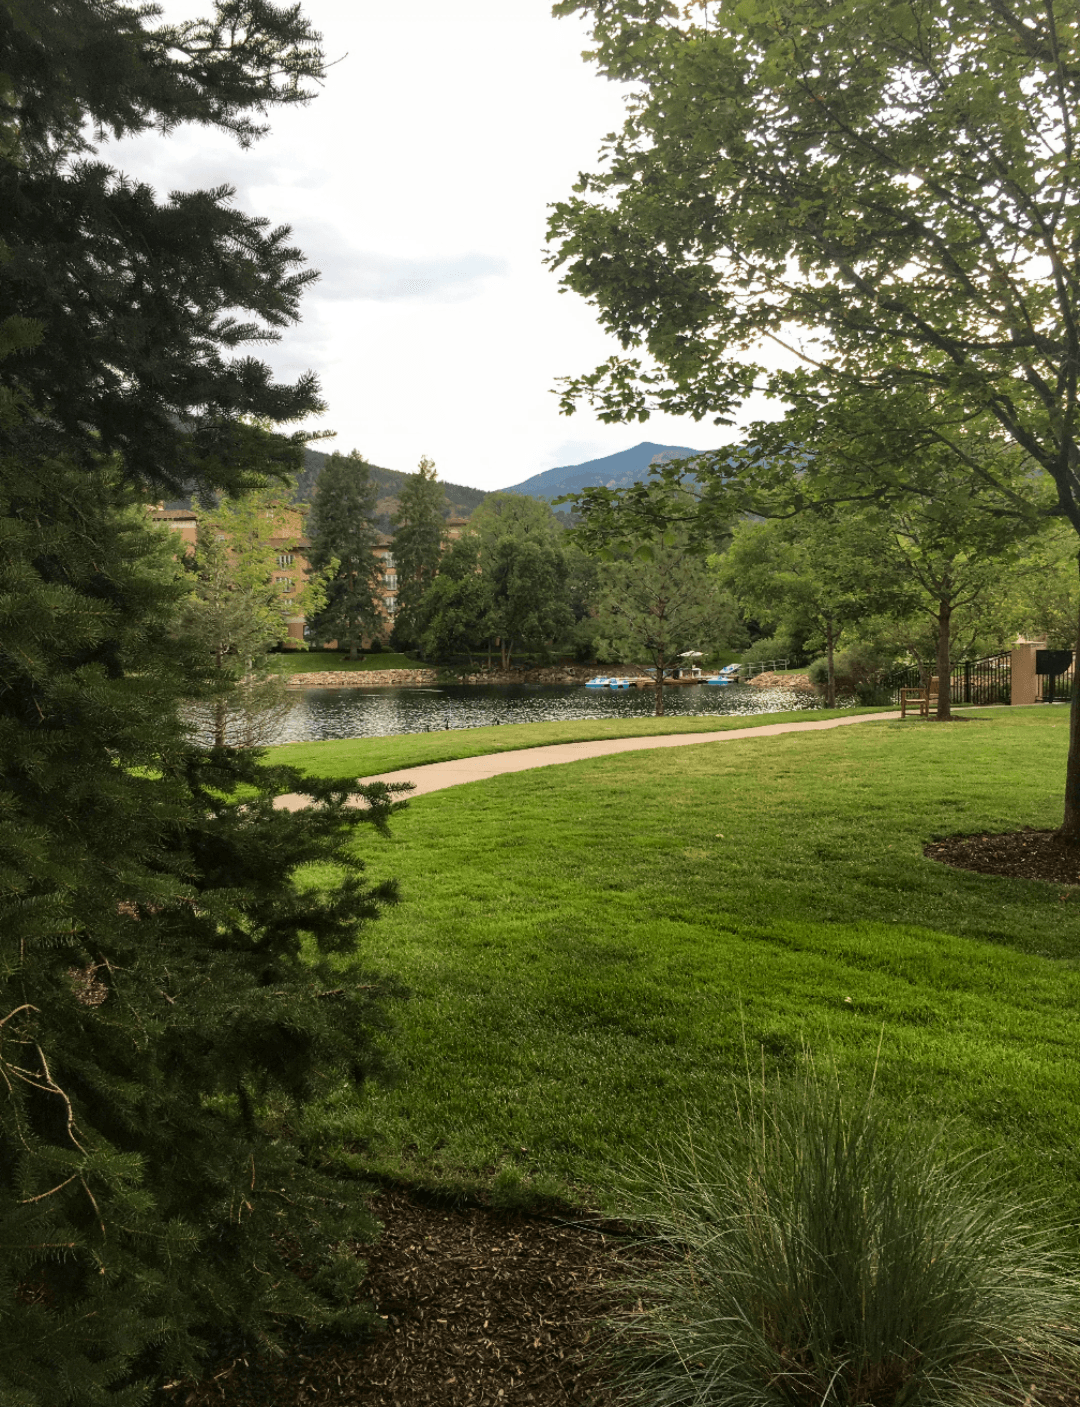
274,575,294,593
384,554,395,570
384,573,398,590
386,595,397,615
276,553,294,567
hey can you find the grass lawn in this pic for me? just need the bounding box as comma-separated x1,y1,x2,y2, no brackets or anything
264,705,895,781
299,707,1080,1221
274,651,421,673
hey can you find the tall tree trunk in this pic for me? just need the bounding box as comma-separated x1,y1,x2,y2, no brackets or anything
825,619,836,708
654,653,665,717
1059,554,1080,840
348,640,358,661
935,597,952,720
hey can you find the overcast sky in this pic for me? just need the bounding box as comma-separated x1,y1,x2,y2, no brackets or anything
109,0,759,491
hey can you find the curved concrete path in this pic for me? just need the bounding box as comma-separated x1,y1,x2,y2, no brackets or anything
273,709,901,811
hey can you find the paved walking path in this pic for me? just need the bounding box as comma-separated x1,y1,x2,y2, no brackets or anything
273,710,902,811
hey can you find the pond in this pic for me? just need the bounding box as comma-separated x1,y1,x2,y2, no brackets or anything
271,681,832,745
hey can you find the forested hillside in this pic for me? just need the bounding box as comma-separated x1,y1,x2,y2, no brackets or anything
296,448,488,529
165,449,487,531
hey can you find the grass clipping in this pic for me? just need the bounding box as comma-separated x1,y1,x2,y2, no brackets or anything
607,1070,1080,1406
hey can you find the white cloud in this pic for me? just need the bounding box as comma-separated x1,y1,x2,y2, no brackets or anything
100,0,747,489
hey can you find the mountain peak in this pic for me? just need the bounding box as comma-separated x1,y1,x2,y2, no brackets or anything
499,442,703,500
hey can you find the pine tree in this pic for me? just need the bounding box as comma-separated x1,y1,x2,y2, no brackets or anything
306,450,382,659
390,456,447,651
0,0,326,495
0,3,410,1398
0,446,407,1403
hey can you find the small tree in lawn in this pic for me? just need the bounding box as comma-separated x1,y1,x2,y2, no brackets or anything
884,497,1034,720
306,449,382,659
181,484,325,747
391,457,447,651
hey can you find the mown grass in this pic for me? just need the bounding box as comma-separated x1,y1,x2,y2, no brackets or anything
273,650,420,673
264,705,894,781
300,707,1080,1222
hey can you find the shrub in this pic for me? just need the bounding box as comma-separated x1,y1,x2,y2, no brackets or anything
741,634,800,667
808,644,893,703
607,1074,1080,1406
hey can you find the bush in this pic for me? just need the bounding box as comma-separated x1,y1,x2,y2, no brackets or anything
808,644,893,703
742,634,801,667
607,1074,1080,1406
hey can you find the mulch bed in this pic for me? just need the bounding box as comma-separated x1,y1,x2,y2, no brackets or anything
924,828,1080,885
173,1185,1080,1407
177,1188,636,1406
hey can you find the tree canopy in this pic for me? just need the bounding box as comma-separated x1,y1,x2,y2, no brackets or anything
550,0,1080,830
549,0,1080,532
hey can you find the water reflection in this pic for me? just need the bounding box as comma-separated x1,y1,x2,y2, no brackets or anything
272,682,834,745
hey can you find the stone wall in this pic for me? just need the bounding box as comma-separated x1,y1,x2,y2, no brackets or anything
285,668,442,688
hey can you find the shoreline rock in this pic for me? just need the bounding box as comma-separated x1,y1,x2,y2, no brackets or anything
284,664,637,690
748,670,814,691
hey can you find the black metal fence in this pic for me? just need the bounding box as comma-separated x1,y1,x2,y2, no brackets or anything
886,652,1011,707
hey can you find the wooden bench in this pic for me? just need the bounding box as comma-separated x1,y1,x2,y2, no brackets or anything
900,677,939,719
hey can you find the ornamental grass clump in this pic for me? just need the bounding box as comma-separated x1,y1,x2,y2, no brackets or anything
609,1074,1080,1406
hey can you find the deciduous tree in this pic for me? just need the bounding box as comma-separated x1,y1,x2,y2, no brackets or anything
716,513,902,706
548,0,1080,832
470,495,574,668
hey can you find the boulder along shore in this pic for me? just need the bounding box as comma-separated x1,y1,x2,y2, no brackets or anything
286,665,818,691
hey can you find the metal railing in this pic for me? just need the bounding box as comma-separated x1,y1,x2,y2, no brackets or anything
886,652,1011,707
740,657,806,680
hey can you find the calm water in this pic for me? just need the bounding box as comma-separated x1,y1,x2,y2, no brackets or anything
271,682,831,745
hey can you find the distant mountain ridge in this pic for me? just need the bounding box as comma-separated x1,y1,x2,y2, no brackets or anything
163,441,705,528
498,442,703,500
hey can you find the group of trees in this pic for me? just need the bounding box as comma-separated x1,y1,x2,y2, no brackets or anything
1,3,407,1401
299,449,449,658
403,489,737,692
